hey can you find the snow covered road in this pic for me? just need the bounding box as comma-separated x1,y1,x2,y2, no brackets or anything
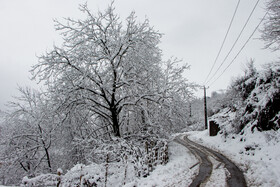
175,134,247,187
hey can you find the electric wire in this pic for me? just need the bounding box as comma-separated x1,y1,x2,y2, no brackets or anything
208,12,268,87
203,0,241,85
205,0,260,86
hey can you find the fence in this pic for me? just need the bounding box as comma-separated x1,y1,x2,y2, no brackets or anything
140,140,169,177
21,139,169,187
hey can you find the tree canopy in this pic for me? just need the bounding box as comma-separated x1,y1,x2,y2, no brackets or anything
31,4,166,137
261,0,280,51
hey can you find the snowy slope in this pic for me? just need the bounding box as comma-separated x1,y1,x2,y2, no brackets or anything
184,62,280,186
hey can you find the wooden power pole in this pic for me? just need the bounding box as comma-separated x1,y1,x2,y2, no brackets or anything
204,86,208,129
189,102,192,118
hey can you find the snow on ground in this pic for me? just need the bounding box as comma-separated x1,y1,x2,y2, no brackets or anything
9,140,198,187
204,156,227,187
62,140,199,187
187,128,280,187
124,141,198,187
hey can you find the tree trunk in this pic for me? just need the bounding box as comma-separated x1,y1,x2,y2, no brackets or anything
111,109,120,137
37,124,52,171
44,147,52,172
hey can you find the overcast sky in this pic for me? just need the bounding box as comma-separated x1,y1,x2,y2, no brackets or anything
0,0,279,110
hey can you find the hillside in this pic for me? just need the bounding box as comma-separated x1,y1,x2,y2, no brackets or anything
187,62,280,186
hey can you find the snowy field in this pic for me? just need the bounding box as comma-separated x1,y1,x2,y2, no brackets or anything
187,129,280,187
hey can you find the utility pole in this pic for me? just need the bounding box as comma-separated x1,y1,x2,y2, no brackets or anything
189,102,192,118
204,86,208,129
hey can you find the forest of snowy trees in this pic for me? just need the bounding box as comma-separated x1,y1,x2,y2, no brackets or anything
0,3,195,185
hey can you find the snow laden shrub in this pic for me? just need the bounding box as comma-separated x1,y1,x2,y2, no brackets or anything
230,61,258,102
60,164,104,187
90,136,169,177
21,136,168,186
236,62,280,132
213,62,280,135
207,62,257,118
209,108,239,138
21,174,60,187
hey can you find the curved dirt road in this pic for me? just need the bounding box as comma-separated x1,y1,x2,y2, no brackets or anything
175,134,247,187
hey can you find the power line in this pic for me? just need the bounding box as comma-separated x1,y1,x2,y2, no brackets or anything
203,0,241,85
208,12,268,87
205,0,261,86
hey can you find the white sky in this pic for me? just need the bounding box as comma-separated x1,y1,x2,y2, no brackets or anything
0,0,279,110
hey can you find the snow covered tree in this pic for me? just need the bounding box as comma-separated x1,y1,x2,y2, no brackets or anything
1,87,58,183
31,3,163,137
2,3,196,185
152,59,195,134
261,0,280,51
229,60,257,101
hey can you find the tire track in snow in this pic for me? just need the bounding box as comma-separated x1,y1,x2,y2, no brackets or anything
175,136,212,187
175,134,247,187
